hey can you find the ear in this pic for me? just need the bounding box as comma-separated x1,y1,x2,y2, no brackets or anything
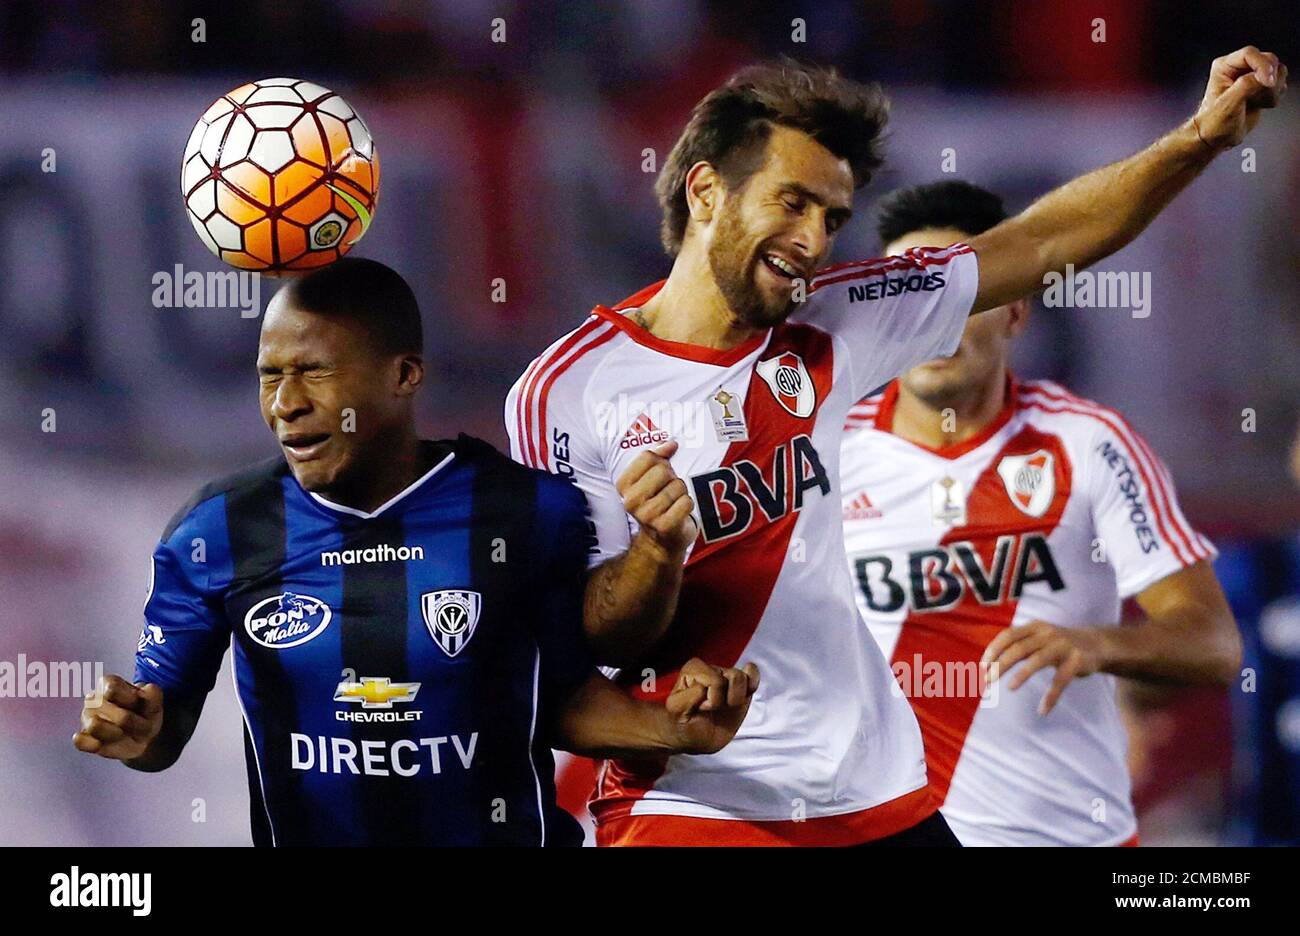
1005,297,1032,338
395,354,424,397
684,161,721,225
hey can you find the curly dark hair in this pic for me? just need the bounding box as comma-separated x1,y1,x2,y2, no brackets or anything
654,58,890,256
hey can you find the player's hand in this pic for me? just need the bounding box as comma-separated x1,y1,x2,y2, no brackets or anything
981,621,1105,716
617,440,698,558
665,658,760,754
1192,46,1286,149
73,675,164,761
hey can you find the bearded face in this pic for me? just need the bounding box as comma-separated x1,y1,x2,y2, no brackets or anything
699,124,856,330
707,194,797,329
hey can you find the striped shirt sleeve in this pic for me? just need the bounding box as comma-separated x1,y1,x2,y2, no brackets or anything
505,321,632,570
799,245,979,399
1078,400,1217,598
134,495,233,696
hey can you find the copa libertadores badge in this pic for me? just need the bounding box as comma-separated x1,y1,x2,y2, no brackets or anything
421,590,482,657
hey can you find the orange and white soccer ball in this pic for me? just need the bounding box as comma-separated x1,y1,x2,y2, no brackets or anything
181,78,379,273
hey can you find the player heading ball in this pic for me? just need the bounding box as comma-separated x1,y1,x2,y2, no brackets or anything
75,258,758,847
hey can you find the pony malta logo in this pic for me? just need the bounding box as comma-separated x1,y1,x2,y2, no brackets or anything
244,592,333,649
997,450,1056,518
756,352,815,418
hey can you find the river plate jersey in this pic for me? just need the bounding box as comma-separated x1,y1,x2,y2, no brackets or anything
134,435,593,846
840,377,1216,846
506,245,979,845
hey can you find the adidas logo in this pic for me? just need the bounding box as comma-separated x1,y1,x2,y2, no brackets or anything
843,491,882,520
620,412,671,450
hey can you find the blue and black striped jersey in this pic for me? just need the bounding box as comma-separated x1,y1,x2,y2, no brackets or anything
134,434,593,846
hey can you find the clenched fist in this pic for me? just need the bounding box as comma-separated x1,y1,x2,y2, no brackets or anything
665,657,760,754
617,440,698,557
1193,46,1287,149
73,674,164,762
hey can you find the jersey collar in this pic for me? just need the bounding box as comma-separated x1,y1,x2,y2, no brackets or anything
874,373,1019,460
306,445,456,520
592,280,770,367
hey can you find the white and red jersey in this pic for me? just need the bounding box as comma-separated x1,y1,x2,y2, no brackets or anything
506,246,979,845
840,376,1216,846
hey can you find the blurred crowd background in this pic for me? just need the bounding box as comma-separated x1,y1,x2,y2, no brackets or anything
1,0,1297,845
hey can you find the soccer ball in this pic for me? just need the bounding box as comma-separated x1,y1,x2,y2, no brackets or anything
180,78,379,273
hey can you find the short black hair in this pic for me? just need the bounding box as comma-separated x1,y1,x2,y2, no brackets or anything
875,180,1006,247
278,257,423,356
656,58,889,256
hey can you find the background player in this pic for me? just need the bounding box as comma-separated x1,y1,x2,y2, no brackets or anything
840,180,1240,845
73,258,757,846
511,49,1283,846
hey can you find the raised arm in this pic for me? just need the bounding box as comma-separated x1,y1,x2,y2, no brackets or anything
968,45,1286,313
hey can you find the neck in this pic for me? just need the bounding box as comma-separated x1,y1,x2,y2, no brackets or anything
892,369,1009,450
636,245,764,350
323,425,429,514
